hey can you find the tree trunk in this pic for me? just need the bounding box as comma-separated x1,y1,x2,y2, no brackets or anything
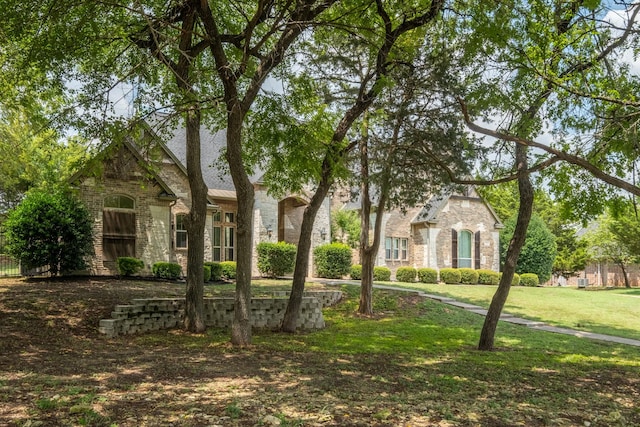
478,144,534,350
183,106,208,333
619,262,631,288
226,109,255,346
281,170,332,332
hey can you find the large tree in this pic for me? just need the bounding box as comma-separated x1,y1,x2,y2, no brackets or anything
456,0,640,350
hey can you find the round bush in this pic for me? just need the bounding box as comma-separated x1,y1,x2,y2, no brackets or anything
350,264,362,280
220,261,237,280
373,266,391,281
440,268,461,284
511,273,521,286
203,265,211,282
152,262,182,280
256,241,297,278
478,269,500,285
520,273,539,287
459,268,479,284
395,267,417,283
313,243,352,279
204,262,222,281
117,257,144,276
418,268,438,284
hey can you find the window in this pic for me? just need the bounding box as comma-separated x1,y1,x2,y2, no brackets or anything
225,227,235,261
213,210,235,261
102,195,135,262
385,237,408,261
213,225,221,261
104,195,134,209
175,214,187,249
458,230,472,268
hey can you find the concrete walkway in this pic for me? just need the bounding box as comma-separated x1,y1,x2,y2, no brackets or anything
319,280,640,348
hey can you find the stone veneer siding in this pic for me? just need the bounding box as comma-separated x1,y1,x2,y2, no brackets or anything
99,290,343,337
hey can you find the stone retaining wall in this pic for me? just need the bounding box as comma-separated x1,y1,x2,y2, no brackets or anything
99,290,342,338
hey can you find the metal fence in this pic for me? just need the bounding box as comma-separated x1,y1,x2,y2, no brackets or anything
0,232,20,277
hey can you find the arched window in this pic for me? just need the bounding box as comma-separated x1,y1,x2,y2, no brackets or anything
458,230,472,268
102,195,136,262
104,195,135,209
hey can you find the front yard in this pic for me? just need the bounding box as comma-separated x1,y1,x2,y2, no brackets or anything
0,277,638,426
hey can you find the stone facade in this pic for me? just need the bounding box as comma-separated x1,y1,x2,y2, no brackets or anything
337,187,502,279
75,129,331,277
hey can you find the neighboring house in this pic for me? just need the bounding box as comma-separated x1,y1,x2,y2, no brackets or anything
335,186,503,278
72,121,331,277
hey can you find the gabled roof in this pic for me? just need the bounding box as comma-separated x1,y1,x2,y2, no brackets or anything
146,118,265,197
70,138,177,201
411,188,504,228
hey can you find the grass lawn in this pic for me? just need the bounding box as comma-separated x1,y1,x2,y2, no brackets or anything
1,277,639,426
382,282,640,341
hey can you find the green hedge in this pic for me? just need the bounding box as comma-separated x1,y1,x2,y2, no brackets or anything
478,269,500,285
204,262,222,281
520,273,539,287
220,261,237,280
314,243,352,279
511,273,521,286
459,268,479,284
350,264,362,280
256,242,297,278
203,265,211,282
116,257,144,276
152,262,182,280
373,266,391,281
440,268,461,284
395,267,417,283
417,268,438,284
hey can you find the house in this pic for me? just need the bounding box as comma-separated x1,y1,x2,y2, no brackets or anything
334,186,503,277
72,121,331,277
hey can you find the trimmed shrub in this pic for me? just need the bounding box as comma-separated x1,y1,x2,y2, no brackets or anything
204,262,222,281
511,273,521,286
373,266,391,281
203,265,211,282
478,269,500,285
440,268,461,284
350,264,362,280
395,267,417,283
459,268,479,284
256,242,297,278
220,261,237,280
313,243,352,279
417,268,438,284
152,262,182,280
520,273,539,287
4,189,93,276
117,257,144,276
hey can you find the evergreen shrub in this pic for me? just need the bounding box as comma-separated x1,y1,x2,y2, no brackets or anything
203,265,211,282
204,262,222,281
152,262,182,280
313,243,352,279
478,269,500,285
350,264,362,280
256,242,296,278
440,268,461,284
117,257,144,276
373,266,391,281
417,268,438,284
459,268,479,284
520,273,539,287
395,267,417,283
220,261,237,280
